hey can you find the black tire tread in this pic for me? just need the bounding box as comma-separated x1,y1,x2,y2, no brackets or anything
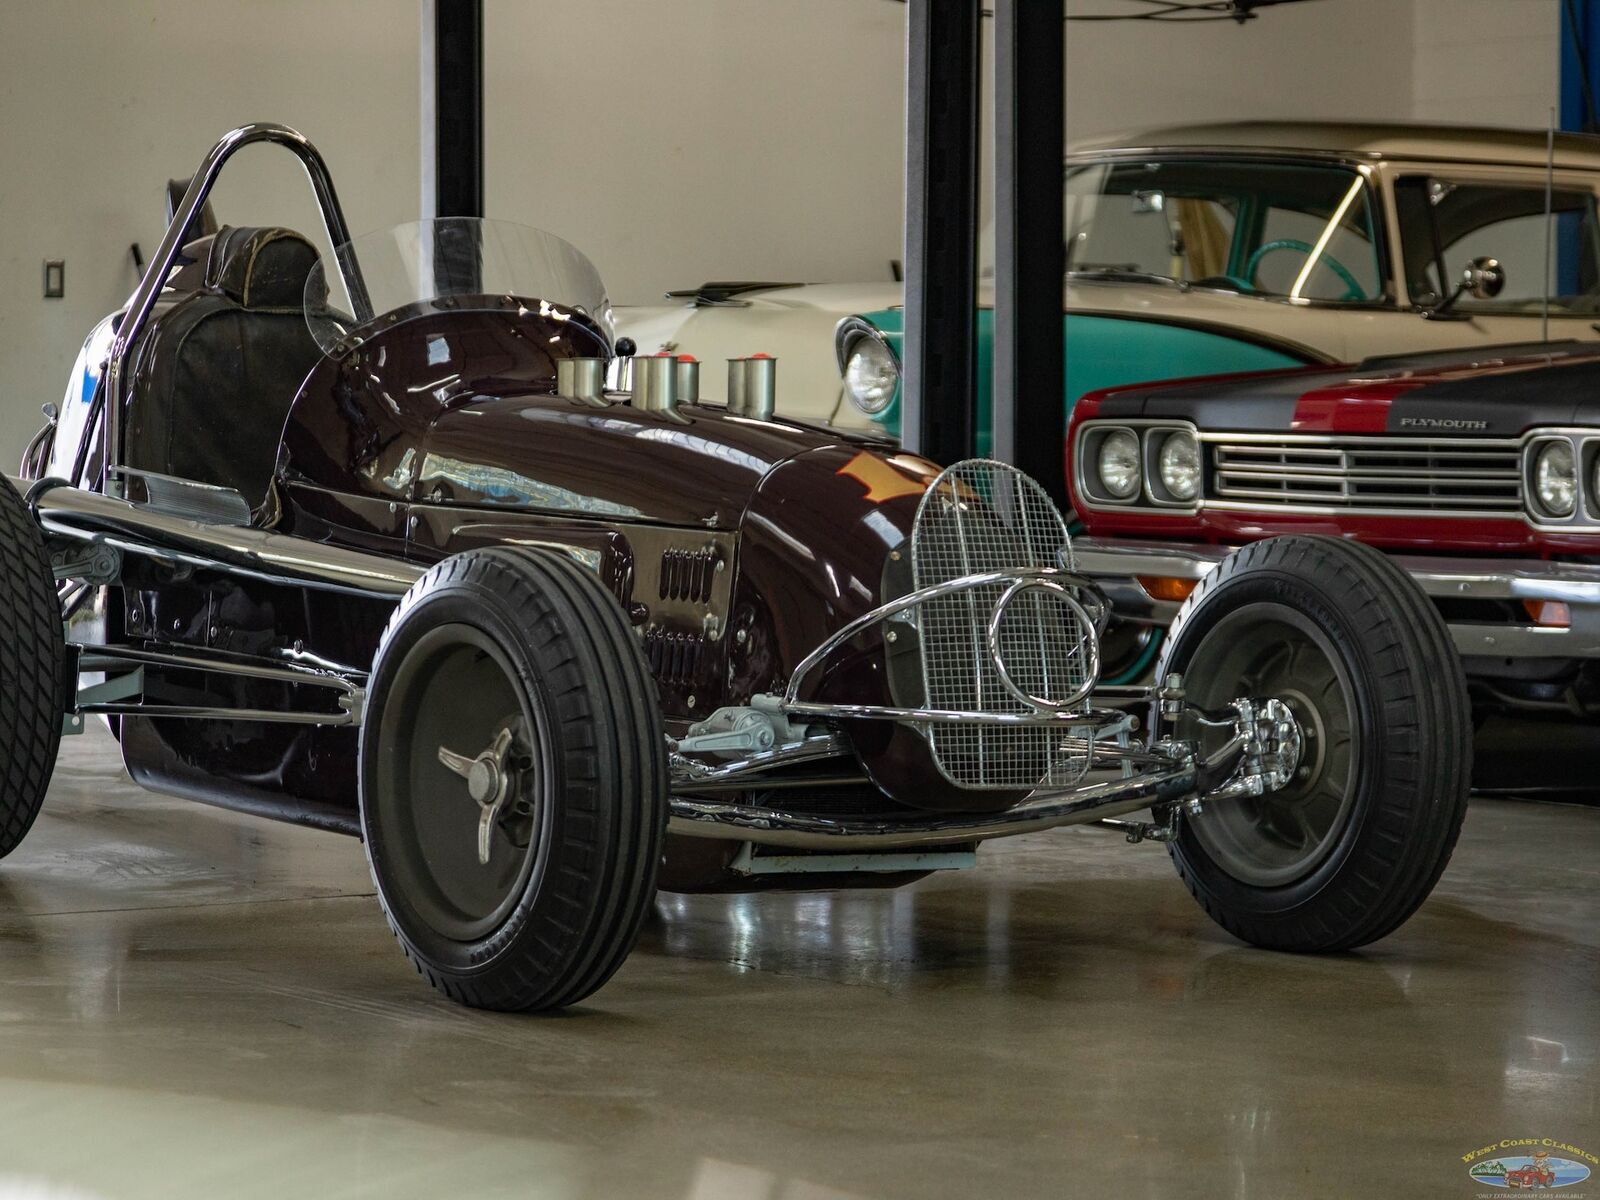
1159,534,1468,952
362,546,666,1011
0,475,65,860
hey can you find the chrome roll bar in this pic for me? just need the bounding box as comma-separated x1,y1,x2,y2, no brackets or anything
97,123,368,496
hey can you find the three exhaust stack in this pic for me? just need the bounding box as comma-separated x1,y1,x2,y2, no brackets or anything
555,349,776,422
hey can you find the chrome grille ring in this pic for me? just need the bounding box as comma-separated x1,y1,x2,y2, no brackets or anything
910,460,1099,789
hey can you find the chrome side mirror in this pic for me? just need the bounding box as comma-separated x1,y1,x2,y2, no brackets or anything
1460,256,1506,301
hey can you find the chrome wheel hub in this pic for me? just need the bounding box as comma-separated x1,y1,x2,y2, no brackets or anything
438,727,518,866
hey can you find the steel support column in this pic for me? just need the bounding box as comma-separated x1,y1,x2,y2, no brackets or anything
421,0,484,221
992,0,1065,499
901,0,981,462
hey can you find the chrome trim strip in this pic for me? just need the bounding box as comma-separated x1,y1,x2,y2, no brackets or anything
1202,499,1524,519
77,703,352,726
1449,625,1599,658
1194,432,1522,447
22,477,423,598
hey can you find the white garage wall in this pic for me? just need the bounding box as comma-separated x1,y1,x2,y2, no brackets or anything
483,0,908,307
0,1,419,473
1412,0,1561,128
1063,0,1418,143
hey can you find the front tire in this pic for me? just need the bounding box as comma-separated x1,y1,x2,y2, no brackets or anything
0,475,65,860
1157,535,1468,952
360,546,667,1011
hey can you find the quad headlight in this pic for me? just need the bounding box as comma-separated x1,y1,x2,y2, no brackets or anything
1097,429,1142,500
1533,439,1577,518
1157,430,1201,502
1077,423,1200,508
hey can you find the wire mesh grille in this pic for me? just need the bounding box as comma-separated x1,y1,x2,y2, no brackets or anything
909,460,1097,789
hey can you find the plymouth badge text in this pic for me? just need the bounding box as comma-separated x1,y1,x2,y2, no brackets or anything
1397,417,1489,431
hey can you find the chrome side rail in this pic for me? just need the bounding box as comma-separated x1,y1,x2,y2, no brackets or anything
22,477,422,598
69,643,364,731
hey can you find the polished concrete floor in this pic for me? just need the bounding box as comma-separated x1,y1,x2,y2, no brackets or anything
0,726,1593,1200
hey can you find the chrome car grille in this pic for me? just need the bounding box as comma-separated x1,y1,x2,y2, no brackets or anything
910,460,1097,791
1209,437,1523,514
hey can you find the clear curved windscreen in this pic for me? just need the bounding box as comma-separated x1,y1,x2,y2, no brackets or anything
305,217,613,355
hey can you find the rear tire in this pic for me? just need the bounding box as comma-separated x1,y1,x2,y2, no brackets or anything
0,475,65,860
1156,535,1468,952
360,546,667,1011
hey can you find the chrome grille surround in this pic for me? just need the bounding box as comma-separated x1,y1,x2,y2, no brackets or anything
909,460,1101,790
1208,434,1523,515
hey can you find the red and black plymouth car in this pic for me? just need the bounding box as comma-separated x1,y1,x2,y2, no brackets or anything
1068,341,1600,720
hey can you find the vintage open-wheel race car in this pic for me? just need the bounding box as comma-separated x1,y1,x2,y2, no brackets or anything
0,124,1472,1011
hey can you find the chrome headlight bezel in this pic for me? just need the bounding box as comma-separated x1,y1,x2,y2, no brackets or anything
1072,420,1202,511
834,316,901,416
1155,429,1202,503
1528,436,1579,520
1096,429,1143,501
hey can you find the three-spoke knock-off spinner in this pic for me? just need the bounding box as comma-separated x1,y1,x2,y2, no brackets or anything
438,727,535,865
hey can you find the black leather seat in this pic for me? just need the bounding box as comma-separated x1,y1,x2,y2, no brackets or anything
124,226,325,514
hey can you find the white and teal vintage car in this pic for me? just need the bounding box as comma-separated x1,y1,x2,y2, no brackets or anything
619,121,1600,442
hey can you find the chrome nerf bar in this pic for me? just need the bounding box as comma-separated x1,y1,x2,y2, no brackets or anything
19,477,422,598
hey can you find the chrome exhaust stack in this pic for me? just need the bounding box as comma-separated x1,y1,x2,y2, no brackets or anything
675,355,700,404
726,355,776,420
631,353,688,422
555,357,609,407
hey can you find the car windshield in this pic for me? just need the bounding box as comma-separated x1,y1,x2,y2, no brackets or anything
1393,175,1600,313
1064,158,1382,303
305,217,613,355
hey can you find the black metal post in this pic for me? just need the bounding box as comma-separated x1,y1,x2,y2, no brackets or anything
993,0,1065,499
422,0,483,220
901,0,981,462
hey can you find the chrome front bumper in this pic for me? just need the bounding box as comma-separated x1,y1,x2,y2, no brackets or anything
1073,536,1600,660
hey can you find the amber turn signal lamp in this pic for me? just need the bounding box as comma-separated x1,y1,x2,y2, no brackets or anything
1137,576,1198,603
1522,599,1571,628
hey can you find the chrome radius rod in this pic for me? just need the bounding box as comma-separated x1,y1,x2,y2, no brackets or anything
667,729,1250,851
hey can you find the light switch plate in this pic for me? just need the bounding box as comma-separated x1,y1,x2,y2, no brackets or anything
43,260,64,299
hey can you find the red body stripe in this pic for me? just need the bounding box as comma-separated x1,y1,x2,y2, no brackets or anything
1289,381,1422,432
